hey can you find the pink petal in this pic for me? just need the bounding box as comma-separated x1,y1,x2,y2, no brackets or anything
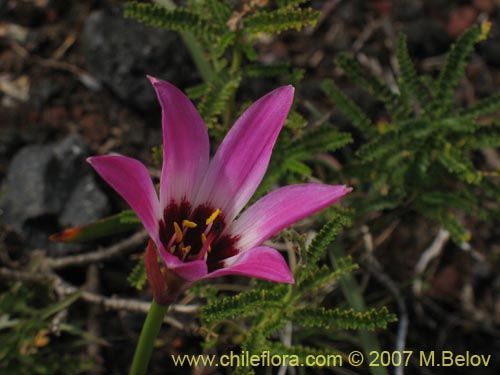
154,241,208,282
168,260,207,282
87,155,161,242
195,86,294,221
204,246,294,283
148,76,210,208
230,184,352,251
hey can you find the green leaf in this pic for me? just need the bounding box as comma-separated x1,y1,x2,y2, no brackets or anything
459,93,500,119
198,74,241,126
356,133,404,163
353,193,404,216
296,258,359,294
49,211,140,243
244,63,290,78
396,33,427,108
434,25,481,114
296,210,352,283
128,260,147,290
241,43,258,61
205,0,232,25
244,8,320,34
213,32,236,58
283,158,312,175
286,126,353,160
436,145,482,184
40,292,81,320
124,2,219,38
201,286,288,326
467,124,500,149
336,53,405,119
321,79,374,136
293,306,397,330
285,110,308,129
418,191,477,211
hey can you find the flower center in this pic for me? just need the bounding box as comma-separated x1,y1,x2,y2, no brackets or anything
159,201,238,267
168,208,221,261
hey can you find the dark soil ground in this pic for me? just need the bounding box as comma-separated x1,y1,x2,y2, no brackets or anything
1,0,500,374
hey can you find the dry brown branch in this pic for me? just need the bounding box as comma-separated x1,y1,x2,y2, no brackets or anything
45,231,149,269
85,264,103,372
0,267,48,282
359,225,409,375
413,228,450,296
1,227,203,334
0,267,200,325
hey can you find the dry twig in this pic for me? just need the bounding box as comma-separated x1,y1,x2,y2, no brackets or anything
360,225,409,375
45,231,148,269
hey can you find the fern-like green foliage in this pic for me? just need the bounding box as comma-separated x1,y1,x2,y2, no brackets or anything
127,260,147,290
195,74,242,127
294,306,396,330
0,284,93,373
323,22,500,243
124,3,219,38
296,259,358,294
200,213,396,371
202,286,288,326
296,210,352,281
205,0,232,27
124,0,320,133
244,7,319,33
123,1,340,216
434,26,482,116
321,79,375,135
254,125,353,201
336,53,407,119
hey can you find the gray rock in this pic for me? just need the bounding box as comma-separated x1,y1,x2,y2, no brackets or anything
1,144,55,231
81,10,197,111
0,135,110,254
60,174,109,228
46,134,89,217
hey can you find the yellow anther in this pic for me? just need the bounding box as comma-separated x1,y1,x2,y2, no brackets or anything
205,208,221,225
173,222,183,243
182,245,192,254
182,220,197,228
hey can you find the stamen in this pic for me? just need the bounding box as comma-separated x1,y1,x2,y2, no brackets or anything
197,232,216,260
200,233,211,253
205,208,221,225
173,222,183,243
182,220,197,229
182,245,192,254
167,232,177,250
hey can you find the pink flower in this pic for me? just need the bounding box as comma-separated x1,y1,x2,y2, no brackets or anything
88,77,351,294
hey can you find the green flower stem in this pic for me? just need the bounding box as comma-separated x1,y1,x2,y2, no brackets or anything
129,300,169,375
